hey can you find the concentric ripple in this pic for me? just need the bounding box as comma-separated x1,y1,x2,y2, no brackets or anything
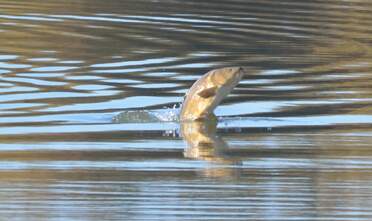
1,0,372,220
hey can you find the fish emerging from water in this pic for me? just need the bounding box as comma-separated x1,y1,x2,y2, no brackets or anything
180,67,246,121
113,67,245,124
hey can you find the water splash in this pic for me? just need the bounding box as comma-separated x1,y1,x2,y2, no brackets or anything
112,105,180,123
152,104,180,122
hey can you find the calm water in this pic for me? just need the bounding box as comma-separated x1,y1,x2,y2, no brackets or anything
1,0,372,220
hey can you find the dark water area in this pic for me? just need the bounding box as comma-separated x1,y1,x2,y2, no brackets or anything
1,0,372,220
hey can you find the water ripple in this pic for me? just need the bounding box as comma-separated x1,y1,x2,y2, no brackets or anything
1,0,372,220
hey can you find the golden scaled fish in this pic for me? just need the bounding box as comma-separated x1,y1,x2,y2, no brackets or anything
180,67,246,121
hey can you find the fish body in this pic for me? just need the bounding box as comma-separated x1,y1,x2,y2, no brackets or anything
180,67,245,121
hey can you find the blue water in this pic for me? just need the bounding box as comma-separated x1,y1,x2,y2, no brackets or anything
1,0,372,220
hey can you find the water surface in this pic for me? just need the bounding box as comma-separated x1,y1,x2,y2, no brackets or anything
1,0,372,220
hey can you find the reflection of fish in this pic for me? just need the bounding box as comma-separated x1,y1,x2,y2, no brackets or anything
180,119,241,166
180,67,246,121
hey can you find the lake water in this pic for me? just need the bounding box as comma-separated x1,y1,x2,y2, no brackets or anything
1,0,372,220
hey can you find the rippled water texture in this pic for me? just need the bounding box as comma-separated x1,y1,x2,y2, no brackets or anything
1,0,372,220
